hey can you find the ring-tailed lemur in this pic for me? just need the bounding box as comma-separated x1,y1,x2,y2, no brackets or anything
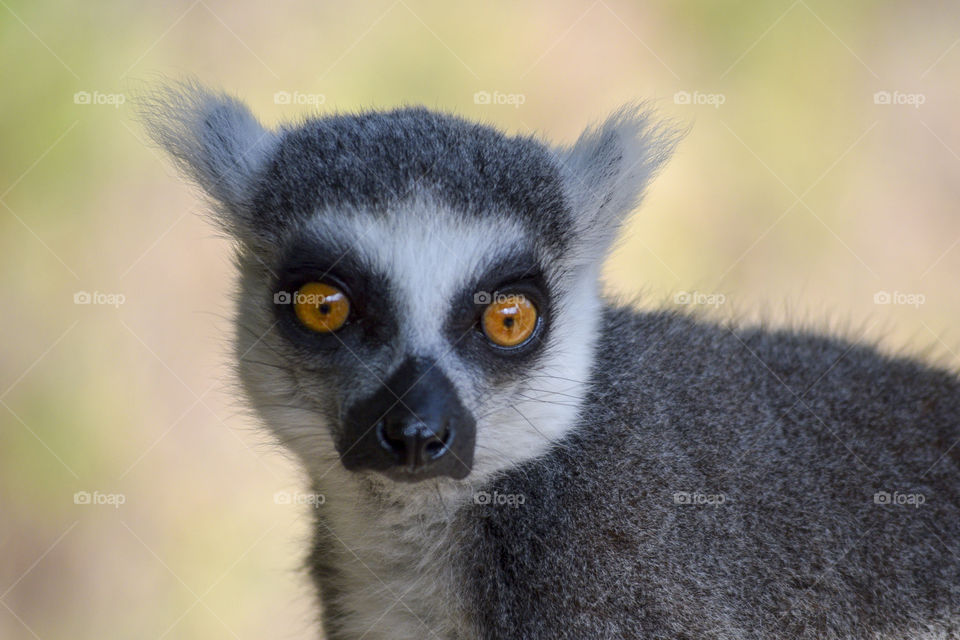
140,81,960,640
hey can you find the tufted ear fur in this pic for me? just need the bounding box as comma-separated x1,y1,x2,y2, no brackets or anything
556,104,682,268
136,79,279,241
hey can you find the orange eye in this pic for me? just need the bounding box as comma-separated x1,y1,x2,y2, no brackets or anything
293,282,350,333
482,294,538,347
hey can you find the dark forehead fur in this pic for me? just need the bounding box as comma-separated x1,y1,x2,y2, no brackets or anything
250,107,570,250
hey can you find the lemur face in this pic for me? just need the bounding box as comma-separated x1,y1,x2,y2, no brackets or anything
250,201,560,483
140,82,677,485
234,117,587,483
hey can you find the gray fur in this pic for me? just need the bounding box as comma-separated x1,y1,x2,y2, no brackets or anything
556,104,682,268
136,80,279,242
461,308,960,639
254,107,571,254
141,81,960,639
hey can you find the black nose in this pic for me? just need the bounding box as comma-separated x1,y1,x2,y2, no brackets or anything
340,357,476,481
377,415,451,469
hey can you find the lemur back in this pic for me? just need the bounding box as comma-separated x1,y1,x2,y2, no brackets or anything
140,82,960,639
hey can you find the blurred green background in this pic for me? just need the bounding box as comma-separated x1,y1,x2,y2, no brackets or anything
1,1,958,638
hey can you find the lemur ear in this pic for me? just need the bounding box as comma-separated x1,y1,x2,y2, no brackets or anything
557,104,682,267
137,80,278,239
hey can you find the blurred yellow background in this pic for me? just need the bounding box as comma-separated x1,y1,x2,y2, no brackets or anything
1,1,958,638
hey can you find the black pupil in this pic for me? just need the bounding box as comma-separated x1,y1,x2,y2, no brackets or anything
503,317,514,328
318,302,330,314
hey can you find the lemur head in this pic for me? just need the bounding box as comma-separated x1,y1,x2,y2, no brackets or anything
141,81,678,488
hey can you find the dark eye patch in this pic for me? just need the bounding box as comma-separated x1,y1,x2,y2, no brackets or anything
272,237,397,351
446,249,553,379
